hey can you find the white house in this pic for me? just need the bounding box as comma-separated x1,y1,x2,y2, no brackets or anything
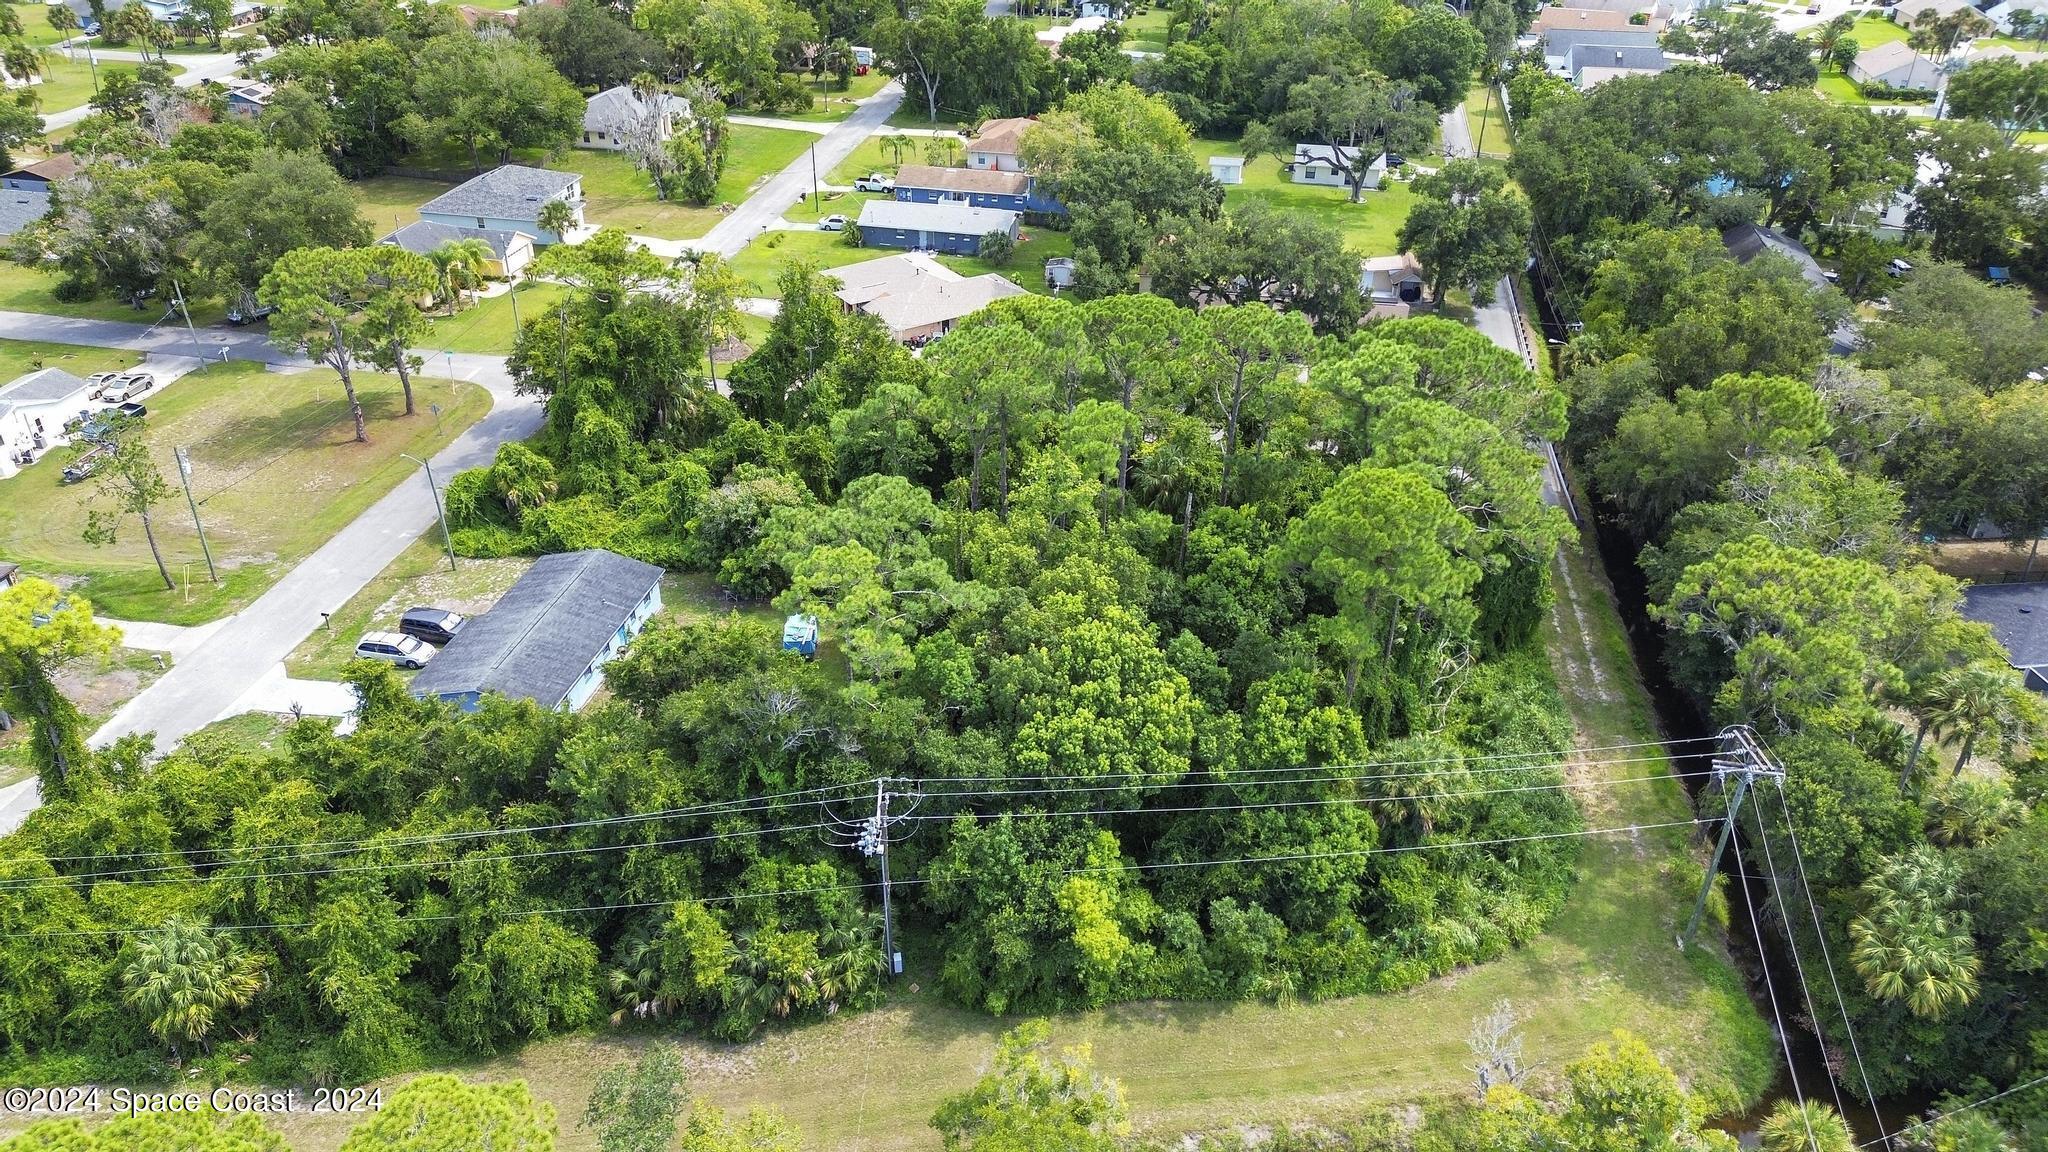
0,367,95,478
1891,0,1977,24
1853,40,1944,90
967,117,1035,172
579,85,688,151
379,219,536,279
1208,155,1245,185
1987,0,2048,33
1291,143,1385,190
1360,254,1427,308
416,165,584,245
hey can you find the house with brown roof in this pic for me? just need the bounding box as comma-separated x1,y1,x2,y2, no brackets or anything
966,117,1035,172
1,154,75,193
891,163,1064,215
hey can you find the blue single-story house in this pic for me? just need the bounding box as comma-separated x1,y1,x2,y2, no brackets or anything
856,199,1020,256
417,164,585,246
408,548,663,713
223,80,273,119
0,154,74,193
890,164,1064,217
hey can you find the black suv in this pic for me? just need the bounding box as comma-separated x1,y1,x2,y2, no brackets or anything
399,606,466,646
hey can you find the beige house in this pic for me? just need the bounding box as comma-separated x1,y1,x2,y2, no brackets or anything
967,117,1036,172
831,253,1026,343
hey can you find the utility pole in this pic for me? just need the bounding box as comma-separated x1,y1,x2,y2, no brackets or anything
400,452,457,572
838,778,920,978
173,446,218,584
171,280,205,364
1680,726,1786,950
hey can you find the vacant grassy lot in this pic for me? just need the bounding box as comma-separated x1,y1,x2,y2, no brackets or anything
286,537,532,679
829,135,965,185
0,361,490,623
0,338,139,383
256,533,1773,1152
1466,86,1512,158
423,281,572,355
0,261,232,326
1122,6,1172,52
352,175,448,236
549,126,817,240
782,68,895,122
1193,138,1420,254
726,227,879,294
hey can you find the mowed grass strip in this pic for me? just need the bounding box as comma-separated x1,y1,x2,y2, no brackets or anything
0,262,230,326
261,540,1773,1152
0,359,490,624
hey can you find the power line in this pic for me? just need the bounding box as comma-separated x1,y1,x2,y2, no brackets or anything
1864,1073,2048,1149
1747,783,1849,1130
0,818,1714,941
1728,792,1820,1152
1769,777,1888,1149
1,767,1684,896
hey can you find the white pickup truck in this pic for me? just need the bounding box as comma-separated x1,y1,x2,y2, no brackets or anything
853,174,894,192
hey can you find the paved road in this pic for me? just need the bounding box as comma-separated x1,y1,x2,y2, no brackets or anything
698,81,905,258
40,47,259,131
0,316,535,835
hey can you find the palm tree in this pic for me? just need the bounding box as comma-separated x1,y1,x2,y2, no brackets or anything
605,933,682,1024
1,42,43,85
120,918,265,1060
46,5,77,60
428,237,492,315
1759,1100,1854,1152
172,10,200,44
1848,848,1981,1019
1922,778,2023,848
108,3,155,52
1923,661,2033,782
536,197,578,243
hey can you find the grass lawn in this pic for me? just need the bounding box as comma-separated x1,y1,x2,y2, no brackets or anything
1193,138,1419,254
259,533,1773,1152
0,360,491,624
352,175,448,236
0,337,141,382
423,281,573,356
935,225,1072,292
828,135,966,185
1121,6,1171,52
73,35,242,54
1814,72,1873,104
885,103,976,131
0,261,230,326
726,227,883,294
1973,34,2048,51
1846,13,1909,45
782,68,895,122
549,125,816,240
1466,86,1512,158
285,537,533,679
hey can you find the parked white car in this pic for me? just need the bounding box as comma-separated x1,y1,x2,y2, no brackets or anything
354,631,434,669
101,373,155,403
818,214,850,231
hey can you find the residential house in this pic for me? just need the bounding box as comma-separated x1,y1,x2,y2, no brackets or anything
831,252,1027,343
1853,40,1945,90
1569,43,1672,88
1536,24,1660,72
223,80,273,119
580,84,688,151
408,548,664,713
378,219,535,279
1722,222,1861,353
1960,583,2048,692
1208,155,1245,184
966,116,1035,172
0,187,48,238
0,562,17,590
62,0,262,25
1892,0,1978,25
855,199,1020,256
1529,6,1660,36
1360,254,1428,310
1987,0,2048,33
891,164,1063,216
0,154,74,193
0,368,94,478
1036,15,1111,54
1967,42,2048,65
1291,143,1385,190
416,165,584,245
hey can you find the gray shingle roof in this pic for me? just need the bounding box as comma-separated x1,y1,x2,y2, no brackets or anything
0,188,48,237
380,219,528,262
418,165,580,223
858,199,1020,237
583,85,688,135
408,549,663,708
1721,222,1830,290
1963,583,2048,673
1568,43,1670,74
1540,26,1660,57
0,367,89,407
